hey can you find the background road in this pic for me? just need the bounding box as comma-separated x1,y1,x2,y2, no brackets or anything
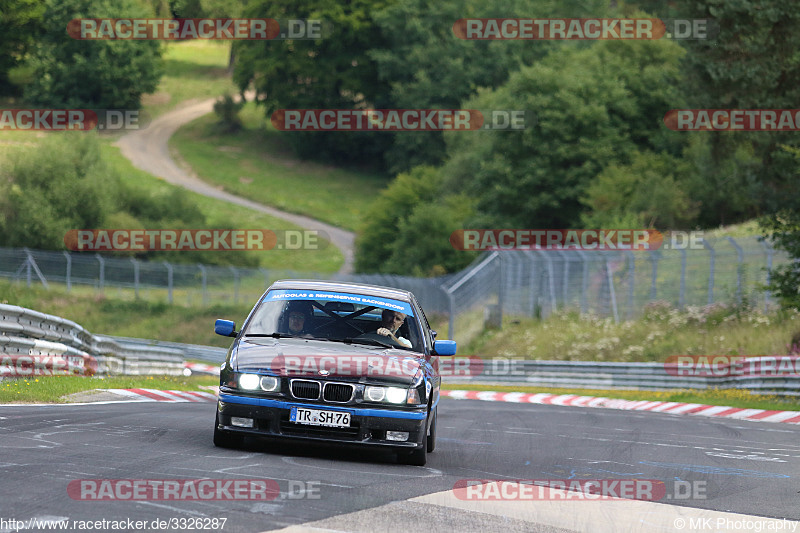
1,398,799,532
115,98,356,274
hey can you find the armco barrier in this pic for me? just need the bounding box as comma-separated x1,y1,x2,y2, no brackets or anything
445,359,800,397
3,302,798,396
106,335,228,364
0,304,184,377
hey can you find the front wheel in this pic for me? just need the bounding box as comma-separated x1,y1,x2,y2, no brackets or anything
427,407,437,453
213,413,244,449
400,415,429,466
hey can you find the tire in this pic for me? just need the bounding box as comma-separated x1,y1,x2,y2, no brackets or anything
427,407,437,453
401,413,429,466
213,413,244,449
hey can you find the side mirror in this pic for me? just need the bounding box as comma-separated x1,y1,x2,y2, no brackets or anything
433,340,456,356
215,319,237,337
431,330,438,339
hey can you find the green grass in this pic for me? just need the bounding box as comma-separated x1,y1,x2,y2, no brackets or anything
170,102,389,231
0,279,250,348
465,304,800,361
102,142,344,272
0,374,218,404
441,383,800,411
142,41,238,118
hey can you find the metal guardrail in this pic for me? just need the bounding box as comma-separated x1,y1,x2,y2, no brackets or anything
444,359,800,397
0,304,184,377
107,335,228,364
2,303,797,397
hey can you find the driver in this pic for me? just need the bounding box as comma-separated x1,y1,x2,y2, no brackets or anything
286,300,313,336
376,309,412,348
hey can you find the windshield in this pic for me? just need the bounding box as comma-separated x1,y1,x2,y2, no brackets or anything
242,289,422,351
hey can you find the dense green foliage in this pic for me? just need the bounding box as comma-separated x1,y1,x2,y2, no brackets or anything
0,133,257,267
23,0,163,109
762,209,800,310
676,0,800,223
355,166,476,275
233,0,395,164
355,0,800,276
0,0,45,95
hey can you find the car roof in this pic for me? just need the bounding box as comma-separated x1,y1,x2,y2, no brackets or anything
268,279,415,303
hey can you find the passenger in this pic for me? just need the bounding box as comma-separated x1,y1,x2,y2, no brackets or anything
376,309,412,348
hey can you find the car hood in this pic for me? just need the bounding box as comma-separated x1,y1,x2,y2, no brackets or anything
232,338,424,385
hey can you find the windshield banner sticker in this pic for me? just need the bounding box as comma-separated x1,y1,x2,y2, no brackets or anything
263,290,414,316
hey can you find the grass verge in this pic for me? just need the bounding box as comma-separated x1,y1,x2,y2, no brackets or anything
442,383,800,412
465,304,800,361
102,142,344,272
142,41,238,118
170,102,388,231
0,279,250,348
0,374,218,404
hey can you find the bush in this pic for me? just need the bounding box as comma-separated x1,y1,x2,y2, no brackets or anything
356,165,476,274
0,133,120,249
212,94,244,133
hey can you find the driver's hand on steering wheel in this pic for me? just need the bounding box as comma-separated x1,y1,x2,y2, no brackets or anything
377,328,391,336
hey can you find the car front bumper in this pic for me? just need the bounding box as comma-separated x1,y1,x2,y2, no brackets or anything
216,393,428,449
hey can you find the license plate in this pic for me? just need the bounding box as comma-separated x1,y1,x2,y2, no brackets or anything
290,407,351,428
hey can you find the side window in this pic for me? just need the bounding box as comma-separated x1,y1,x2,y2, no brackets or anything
412,297,433,350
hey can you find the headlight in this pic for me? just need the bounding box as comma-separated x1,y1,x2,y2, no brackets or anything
364,385,421,405
386,387,406,403
238,373,260,390
365,386,386,402
260,376,280,392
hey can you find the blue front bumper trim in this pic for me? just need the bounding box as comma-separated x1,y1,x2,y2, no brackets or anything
218,393,427,420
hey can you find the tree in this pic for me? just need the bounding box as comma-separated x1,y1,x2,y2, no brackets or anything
440,36,687,229
581,151,699,229
676,0,800,221
234,0,394,165
368,0,583,174
23,0,163,110
760,146,800,310
762,209,800,310
355,165,475,274
0,0,45,95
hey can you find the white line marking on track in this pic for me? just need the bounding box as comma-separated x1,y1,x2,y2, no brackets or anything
136,501,206,516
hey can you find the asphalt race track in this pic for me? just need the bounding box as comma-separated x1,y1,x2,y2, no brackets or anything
2,398,799,532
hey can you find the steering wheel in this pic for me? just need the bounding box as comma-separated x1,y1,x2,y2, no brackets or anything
356,331,405,349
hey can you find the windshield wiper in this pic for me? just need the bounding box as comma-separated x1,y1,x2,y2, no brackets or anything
244,333,298,338
332,337,396,349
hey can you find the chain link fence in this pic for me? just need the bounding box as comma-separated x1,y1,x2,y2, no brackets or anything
0,237,791,345
441,236,790,343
